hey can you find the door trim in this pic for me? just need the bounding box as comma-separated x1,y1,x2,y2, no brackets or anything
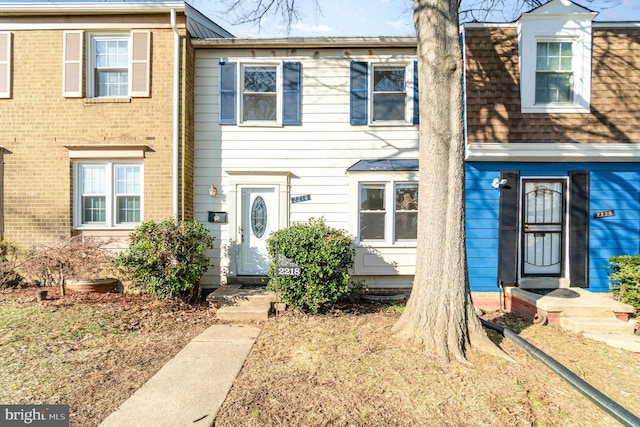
225,171,290,277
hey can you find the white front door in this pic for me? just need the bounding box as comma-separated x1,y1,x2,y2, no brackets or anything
239,187,278,275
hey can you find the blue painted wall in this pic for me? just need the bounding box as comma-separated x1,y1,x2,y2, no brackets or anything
465,162,640,293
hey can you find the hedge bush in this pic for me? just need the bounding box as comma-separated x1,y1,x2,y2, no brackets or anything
608,255,640,311
115,218,214,303
266,218,363,313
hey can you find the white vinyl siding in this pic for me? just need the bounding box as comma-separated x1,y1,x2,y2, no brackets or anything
195,47,419,287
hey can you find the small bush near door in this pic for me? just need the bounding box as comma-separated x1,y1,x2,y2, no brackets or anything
115,218,214,303
266,217,363,313
608,255,640,311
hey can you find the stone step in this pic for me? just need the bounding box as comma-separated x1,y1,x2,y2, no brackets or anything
583,333,640,353
216,305,271,322
560,317,636,335
207,286,277,307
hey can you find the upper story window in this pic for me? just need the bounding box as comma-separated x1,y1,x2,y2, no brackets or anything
92,36,129,97
242,65,278,122
62,30,150,99
219,61,301,126
372,66,407,122
535,41,573,104
517,0,595,113
74,161,143,228
350,61,419,126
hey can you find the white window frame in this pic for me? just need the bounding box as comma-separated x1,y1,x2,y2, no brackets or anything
239,62,282,126
369,62,414,125
86,32,131,99
354,178,419,246
73,160,143,229
519,19,592,113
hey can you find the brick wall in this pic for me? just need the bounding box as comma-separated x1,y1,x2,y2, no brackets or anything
465,26,640,144
0,22,186,249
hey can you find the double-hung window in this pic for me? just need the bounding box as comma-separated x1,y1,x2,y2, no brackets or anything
242,65,278,122
535,41,573,104
93,36,129,97
219,61,301,126
358,181,418,243
75,161,143,228
372,66,407,122
63,30,150,98
350,61,418,125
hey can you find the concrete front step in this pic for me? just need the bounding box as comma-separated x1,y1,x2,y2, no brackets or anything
560,317,637,335
216,305,271,322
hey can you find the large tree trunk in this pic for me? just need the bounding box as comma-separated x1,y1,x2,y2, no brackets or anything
393,0,501,363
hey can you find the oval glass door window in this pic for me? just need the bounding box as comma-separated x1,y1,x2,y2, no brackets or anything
251,196,267,238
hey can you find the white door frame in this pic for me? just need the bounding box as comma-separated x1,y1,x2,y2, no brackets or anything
226,171,290,277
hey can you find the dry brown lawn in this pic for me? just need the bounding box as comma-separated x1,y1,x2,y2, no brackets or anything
1,288,639,427
215,305,640,427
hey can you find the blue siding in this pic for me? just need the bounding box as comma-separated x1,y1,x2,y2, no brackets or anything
465,162,640,293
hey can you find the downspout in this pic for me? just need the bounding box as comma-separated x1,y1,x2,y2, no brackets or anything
481,319,640,427
170,8,179,219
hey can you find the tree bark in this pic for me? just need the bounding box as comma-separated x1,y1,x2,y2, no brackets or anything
393,0,503,363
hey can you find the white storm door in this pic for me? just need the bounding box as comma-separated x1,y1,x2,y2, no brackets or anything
239,186,278,275
521,180,565,276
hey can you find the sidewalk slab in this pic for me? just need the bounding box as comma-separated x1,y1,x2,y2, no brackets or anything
99,324,260,427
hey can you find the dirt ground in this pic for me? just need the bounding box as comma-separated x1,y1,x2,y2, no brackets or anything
215,304,640,427
1,287,639,427
0,286,218,426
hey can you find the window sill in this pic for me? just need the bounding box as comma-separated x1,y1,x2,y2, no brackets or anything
84,97,132,105
368,121,415,127
238,121,283,128
521,104,590,114
356,241,417,249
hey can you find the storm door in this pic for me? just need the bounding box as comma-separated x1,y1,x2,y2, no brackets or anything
521,180,566,276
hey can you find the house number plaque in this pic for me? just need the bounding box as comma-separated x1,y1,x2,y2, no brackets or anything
593,210,615,219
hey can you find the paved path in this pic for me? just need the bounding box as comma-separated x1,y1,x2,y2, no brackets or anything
99,324,260,427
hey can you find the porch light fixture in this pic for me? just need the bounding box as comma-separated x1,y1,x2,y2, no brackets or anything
209,184,218,197
492,178,507,189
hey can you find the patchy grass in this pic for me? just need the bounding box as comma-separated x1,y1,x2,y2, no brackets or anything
1,288,639,427
0,287,217,426
216,306,640,427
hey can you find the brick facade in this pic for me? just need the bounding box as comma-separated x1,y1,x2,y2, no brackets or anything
0,14,192,248
465,26,640,144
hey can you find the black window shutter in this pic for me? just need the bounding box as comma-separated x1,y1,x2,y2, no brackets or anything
569,170,589,287
413,61,419,125
498,170,520,287
219,62,237,125
350,61,368,125
283,62,302,125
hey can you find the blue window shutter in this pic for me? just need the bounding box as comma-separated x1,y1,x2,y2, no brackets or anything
350,61,368,125
283,62,301,125
219,62,237,125
413,61,419,125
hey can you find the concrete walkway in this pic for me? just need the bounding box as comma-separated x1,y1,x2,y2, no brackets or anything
99,324,260,427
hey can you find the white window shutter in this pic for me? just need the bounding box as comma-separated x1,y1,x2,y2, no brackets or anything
62,31,83,98
130,31,150,97
0,32,11,99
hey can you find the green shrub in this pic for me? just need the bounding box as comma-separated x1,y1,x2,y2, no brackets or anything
0,240,22,288
266,218,363,313
608,255,640,311
115,218,214,303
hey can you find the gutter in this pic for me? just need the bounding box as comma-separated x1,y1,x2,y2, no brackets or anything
171,8,179,219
